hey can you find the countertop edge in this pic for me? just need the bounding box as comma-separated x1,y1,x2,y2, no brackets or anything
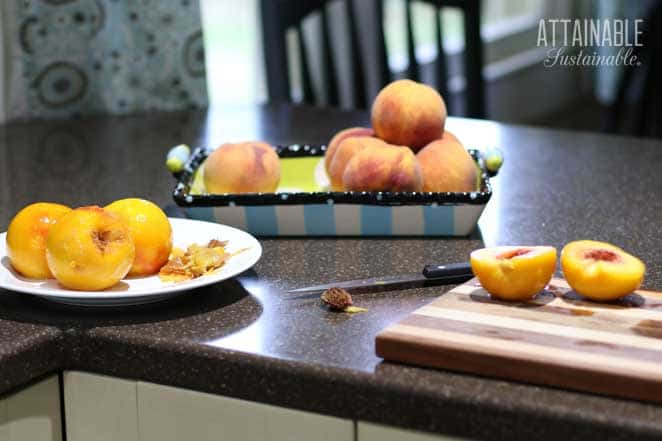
0,330,65,397
60,333,662,441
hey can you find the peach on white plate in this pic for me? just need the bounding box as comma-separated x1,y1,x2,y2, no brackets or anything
0,218,261,307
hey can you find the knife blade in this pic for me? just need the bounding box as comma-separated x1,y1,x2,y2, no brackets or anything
288,262,474,294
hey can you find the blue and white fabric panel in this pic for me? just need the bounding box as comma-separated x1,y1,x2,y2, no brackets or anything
187,204,485,236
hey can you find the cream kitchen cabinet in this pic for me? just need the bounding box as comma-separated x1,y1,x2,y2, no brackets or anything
0,375,62,441
63,371,353,441
138,381,353,441
64,371,473,441
63,371,139,441
358,422,469,441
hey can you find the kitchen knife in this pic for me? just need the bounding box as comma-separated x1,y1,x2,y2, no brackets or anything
288,262,474,294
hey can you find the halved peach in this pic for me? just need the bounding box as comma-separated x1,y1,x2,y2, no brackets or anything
561,240,645,301
470,246,557,301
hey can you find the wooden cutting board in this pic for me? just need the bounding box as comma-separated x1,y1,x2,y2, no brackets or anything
376,278,662,403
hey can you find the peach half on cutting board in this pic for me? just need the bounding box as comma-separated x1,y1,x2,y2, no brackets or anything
470,246,557,301
561,240,645,301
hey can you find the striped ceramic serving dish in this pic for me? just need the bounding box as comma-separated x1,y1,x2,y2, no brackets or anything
172,145,494,237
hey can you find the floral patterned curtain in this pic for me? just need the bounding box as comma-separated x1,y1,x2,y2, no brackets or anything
0,0,208,122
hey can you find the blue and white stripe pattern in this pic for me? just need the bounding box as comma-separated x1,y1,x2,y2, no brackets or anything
185,203,485,236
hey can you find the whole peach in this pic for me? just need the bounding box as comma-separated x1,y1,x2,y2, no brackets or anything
417,131,478,192
203,142,280,194
371,79,447,151
6,202,72,279
342,144,423,192
328,136,388,191
105,198,172,276
324,127,374,173
46,206,135,291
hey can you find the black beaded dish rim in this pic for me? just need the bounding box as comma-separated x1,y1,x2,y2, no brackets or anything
172,145,495,207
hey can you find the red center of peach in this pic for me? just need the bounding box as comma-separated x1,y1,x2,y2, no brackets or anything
583,249,620,262
497,248,532,260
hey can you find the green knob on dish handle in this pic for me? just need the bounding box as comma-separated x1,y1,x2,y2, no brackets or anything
166,144,191,173
484,147,504,176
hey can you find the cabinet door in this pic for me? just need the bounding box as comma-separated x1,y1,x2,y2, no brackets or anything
63,371,139,441
0,393,6,441
137,381,353,441
358,422,469,441
0,375,62,441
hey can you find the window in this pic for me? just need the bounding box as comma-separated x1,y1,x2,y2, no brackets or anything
200,0,265,107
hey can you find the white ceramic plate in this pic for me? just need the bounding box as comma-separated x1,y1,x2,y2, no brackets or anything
0,218,262,307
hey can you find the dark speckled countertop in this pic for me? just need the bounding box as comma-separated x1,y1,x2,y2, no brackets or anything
1,104,661,441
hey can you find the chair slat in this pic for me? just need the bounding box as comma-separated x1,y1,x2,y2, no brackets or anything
261,0,290,102
405,0,420,81
636,61,654,136
346,0,367,108
262,0,486,117
321,7,339,106
463,0,485,117
279,0,329,28
434,6,450,108
375,0,391,88
297,24,316,104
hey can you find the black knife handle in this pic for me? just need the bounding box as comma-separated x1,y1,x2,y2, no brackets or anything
422,262,474,282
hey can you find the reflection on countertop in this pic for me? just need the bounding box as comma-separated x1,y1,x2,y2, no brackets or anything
0,105,661,441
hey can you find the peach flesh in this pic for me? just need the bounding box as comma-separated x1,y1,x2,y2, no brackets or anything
105,198,173,276
45,206,135,291
470,246,558,301
91,230,113,252
6,202,71,279
497,248,533,260
560,240,645,301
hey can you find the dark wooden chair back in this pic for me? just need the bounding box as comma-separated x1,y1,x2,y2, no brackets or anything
261,0,485,117
606,1,662,137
